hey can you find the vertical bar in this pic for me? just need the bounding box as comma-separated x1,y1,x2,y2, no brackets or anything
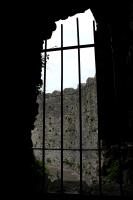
93,21,102,195
77,18,82,193
61,24,64,192
42,39,47,192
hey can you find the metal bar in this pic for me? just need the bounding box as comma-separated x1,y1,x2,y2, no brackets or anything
61,24,64,193
32,148,101,151
41,44,95,53
77,18,82,193
93,20,102,195
42,39,47,193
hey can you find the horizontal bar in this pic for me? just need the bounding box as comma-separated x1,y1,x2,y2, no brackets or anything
31,146,129,150
31,148,102,151
41,44,95,53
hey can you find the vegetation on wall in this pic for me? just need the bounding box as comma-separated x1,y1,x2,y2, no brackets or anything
105,160,120,183
31,159,50,179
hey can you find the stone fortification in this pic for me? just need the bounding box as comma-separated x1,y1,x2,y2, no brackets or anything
32,77,98,186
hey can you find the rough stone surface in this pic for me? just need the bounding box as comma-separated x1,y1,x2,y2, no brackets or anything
32,77,99,186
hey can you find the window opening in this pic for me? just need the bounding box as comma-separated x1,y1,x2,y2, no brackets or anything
32,9,99,195
31,9,132,197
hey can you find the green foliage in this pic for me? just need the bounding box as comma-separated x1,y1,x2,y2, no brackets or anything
105,160,120,183
31,159,50,178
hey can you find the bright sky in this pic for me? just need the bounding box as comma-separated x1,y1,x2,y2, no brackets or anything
42,9,96,93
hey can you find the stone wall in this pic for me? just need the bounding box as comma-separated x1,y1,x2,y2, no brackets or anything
32,77,99,186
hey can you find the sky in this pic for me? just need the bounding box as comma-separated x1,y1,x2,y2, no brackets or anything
42,9,96,93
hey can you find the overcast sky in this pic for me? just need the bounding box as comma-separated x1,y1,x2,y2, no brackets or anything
42,9,96,93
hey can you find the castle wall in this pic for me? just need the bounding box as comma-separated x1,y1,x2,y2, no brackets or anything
32,77,98,185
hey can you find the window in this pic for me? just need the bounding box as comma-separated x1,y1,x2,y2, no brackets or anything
32,9,100,195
